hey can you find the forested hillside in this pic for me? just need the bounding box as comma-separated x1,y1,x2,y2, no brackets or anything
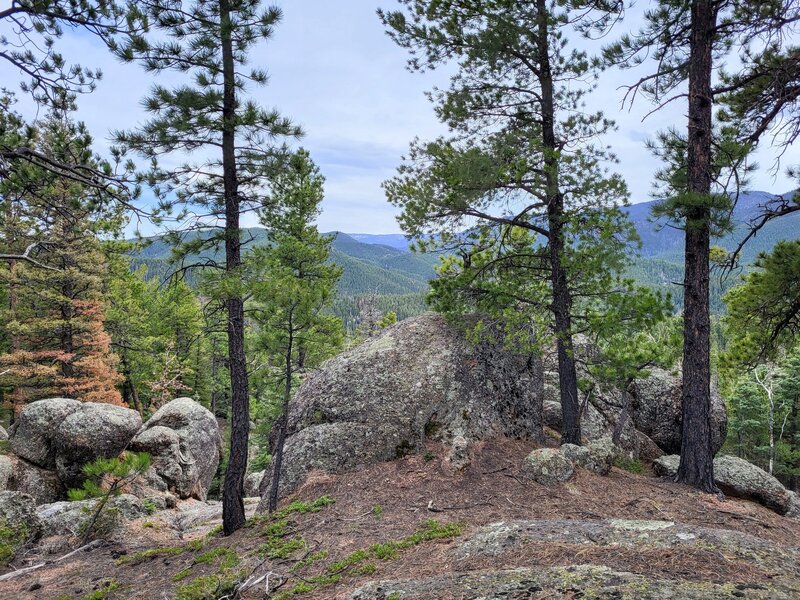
129,190,800,319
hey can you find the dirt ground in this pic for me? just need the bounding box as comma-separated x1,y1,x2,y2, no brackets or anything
3,437,799,599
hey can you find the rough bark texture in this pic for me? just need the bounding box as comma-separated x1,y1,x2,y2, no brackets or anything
266,324,294,513
676,0,717,492
220,0,249,535
536,0,580,445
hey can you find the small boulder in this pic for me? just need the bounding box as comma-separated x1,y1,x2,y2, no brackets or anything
561,437,615,476
0,491,42,543
542,400,562,431
654,454,791,514
714,455,791,514
130,398,222,500
521,448,574,485
0,425,8,441
653,454,680,478
9,398,82,468
446,435,471,472
244,471,265,498
54,403,142,489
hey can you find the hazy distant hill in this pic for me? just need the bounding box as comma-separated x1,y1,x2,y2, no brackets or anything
129,230,440,296
129,190,799,316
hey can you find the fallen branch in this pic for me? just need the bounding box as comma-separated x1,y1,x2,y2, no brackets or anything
0,540,103,582
338,508,375,522
481,466,510,475
426,499,494,512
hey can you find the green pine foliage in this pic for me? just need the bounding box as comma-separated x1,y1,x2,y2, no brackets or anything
246,150,344,510
67,451,151,543
724,240,800,366
67,452,152,501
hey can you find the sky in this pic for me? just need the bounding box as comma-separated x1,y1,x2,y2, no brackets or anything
3,0,799,235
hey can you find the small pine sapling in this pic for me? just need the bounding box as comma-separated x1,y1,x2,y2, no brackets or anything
68,451,151,544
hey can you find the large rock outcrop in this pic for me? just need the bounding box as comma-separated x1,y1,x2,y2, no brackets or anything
542,367,727,457
4,397,220,504
130,397,222,500
262,314,545,498
260,314,730,502
55,403,142,488
629,368,727,455
654,454,791,514
9,398,82,468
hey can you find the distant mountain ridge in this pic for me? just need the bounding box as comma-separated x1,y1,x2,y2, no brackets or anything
129,190,799,309
349,190,800,263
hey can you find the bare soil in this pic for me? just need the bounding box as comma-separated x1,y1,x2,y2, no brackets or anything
3,437,799,599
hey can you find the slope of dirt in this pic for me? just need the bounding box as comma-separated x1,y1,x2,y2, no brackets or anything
2,438,799,599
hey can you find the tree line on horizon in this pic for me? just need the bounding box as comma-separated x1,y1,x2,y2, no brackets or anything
1,0,800,535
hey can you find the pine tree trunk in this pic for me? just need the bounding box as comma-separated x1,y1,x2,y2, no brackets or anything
267,325,294,513
220,0,249,536
789,398,798,491
536,0,580,445
676,0,717,492
8,257,21,413
769,393,775,475
121,350,142,415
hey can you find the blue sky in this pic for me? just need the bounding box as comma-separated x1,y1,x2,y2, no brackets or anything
3,0,798,235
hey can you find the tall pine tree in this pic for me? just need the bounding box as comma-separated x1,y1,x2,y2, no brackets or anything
604,0,798,491
247,150,343,512
0,112,123,408
379,0,655,444
115,0,301,534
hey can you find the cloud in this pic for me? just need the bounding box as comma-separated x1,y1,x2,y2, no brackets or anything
2,1,798,236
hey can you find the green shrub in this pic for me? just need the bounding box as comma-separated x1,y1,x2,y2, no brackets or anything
0,518,29,568
613,456,645,474
67,452,151,543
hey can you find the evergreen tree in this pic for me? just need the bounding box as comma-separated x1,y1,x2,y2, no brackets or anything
115,0,301,534
603,0,797,491
105,255,209,414
0,112,124,408
379,0,657,444
724,240,800,366
247,150,343,512
776,349,800,490
0,1,142,109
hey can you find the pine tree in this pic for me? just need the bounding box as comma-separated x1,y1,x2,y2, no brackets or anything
603,0,798,491
114,0,301,534
0,112,123,408
723,240,800,367
247,150,343,512
379,0,656,444
777,350,800,490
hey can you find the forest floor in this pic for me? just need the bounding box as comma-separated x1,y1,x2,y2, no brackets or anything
3,437,800,599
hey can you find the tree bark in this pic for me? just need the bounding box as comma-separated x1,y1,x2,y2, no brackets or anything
267,321,294,513
220,0,249,536
120,349,142,415
536,0,580,445
676,0,718,492
790,397,798,491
